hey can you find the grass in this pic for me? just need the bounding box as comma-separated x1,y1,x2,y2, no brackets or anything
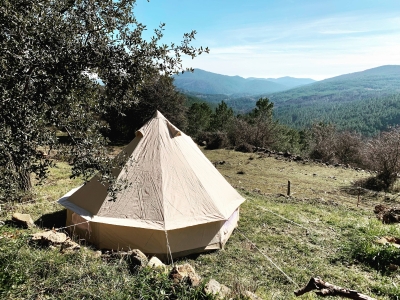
1,148,400,299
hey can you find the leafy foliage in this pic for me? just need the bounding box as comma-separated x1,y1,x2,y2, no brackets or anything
104,75,188,142
0,0,207,199
209,101,234,132
187,102,213,137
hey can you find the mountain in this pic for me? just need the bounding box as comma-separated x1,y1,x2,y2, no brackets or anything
269,65,400,105
266,65,400,135
265,76,315,88
173,69,315,96
182,65,400,136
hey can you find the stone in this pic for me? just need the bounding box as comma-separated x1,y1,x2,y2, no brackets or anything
60,239,81,252
169,263,201,287
204,279,231,299
31,230,68,245
12,213,34,228
147,256,166,270
94,250,102,258
293,155,303,161
242,291,262,300
128,249,148,267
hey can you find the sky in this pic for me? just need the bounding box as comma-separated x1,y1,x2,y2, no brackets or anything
134,0,400,80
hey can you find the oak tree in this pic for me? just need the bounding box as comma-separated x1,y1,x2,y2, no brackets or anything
0,0,207,200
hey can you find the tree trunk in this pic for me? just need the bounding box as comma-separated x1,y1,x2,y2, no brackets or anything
18,168,32,192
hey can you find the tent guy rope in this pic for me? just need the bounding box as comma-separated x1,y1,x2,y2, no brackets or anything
164,229,174,265
54,220,90,231
235,228,299,287
257,205,312,233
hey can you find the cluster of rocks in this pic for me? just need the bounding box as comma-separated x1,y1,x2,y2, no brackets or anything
250,147,303,161
31,230,80,252
9,212,80,253
237,146,370,172
9,212,261,298
102,249,261,299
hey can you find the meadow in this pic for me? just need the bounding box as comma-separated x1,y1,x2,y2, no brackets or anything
1,148,400,299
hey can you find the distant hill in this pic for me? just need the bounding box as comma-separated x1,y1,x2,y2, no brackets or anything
266,65,400,134
269,65,400,106
256,76,315,88
181,65,400,136
173,69,315,96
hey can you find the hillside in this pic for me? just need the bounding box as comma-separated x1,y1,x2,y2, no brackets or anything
269,65,400,105
1,149,400,299
173,69,315,96
269,65,400,134
183,66,400,135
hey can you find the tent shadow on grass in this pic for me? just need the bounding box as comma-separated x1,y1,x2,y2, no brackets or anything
35,209,67,230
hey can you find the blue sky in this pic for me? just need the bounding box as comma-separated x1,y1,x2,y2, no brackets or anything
135,0,400,80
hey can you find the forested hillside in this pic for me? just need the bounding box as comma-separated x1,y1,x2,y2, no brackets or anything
269,65,400,135
269,65,400,105
275,94,400,136
182,65,400,136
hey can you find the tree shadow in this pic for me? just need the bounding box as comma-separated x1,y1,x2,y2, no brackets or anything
35,209,67,230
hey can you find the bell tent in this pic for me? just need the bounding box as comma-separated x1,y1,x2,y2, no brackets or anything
58,111,245,259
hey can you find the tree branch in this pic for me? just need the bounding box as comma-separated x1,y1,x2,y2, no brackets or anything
294,277,376,300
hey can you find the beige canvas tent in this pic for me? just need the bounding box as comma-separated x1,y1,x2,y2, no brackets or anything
58,111,245,259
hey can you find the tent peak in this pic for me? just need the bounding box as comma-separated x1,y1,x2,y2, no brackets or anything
154,110,165,119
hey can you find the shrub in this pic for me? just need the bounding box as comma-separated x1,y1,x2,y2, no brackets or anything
197,132,230,150
363,127,400,191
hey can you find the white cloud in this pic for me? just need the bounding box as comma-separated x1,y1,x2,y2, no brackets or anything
181,12,400,80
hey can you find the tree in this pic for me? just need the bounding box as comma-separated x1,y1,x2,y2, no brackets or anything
246,97,278,148
105,75,188,142
209,101,234,132
0,0,207,200
363,127,400,191
308,122,337,162
187,102,212,137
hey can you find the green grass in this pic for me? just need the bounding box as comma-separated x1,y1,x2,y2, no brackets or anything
1,149,400,299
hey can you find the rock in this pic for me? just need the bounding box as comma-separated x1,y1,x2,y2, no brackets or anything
283,151,291,157
204,279,231,299
93,250,102,258
0,220,4,226
201,141,207,146
62,239,80,250
31,230,68,245
293,155,303,161
128,249,148,267
12,213,34,228
242,290,262,300
147,256,166,270
169,263,201,287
